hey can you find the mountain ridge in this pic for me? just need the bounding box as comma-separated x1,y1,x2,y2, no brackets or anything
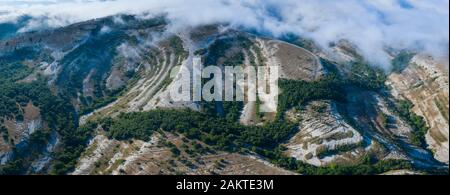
0,14,448,175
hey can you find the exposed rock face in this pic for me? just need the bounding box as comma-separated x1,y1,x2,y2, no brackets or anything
140,33,199,112
387,54,449,164
78,35,193,122
82,29,326,124
284,101,365,166
3,102,41,143
72,132,296,175
380,169,424,175
234,38,325,125
281,56,446,169
105,68,125,91
342,88,442,168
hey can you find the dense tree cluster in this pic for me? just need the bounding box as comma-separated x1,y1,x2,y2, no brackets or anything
347,61,387,91
394,99,429,147
391,51,415,73
277,74,346,117
103,109,296,151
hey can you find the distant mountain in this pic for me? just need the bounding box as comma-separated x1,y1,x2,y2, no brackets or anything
0,17,29,40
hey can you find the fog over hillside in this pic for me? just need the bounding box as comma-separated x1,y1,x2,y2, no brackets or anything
0,0,448,68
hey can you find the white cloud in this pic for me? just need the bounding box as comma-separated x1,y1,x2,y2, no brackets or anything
0,0,448,67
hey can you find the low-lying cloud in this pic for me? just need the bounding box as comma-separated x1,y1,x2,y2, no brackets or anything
0,0,448,68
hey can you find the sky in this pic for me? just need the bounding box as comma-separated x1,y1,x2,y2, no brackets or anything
0,0,448,68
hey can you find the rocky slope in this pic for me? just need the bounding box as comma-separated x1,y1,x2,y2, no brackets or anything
0,14,448,175
74,25,328,175
72,131,295,175
387,54,449,164
284,100,366,166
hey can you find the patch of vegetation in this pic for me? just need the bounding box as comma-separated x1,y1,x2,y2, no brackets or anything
0,47,39,63
168,35,188,59
118,15,168,31
0,159,24,175
281,35,317,55
82,49,420,175
277,74,346,118
1,31,426,175
255,96,264,120
393,99,429,147
378,112,390,129
204,35,251,66
205,38,232,65
305,153,314,160
28,128,52,151
0,62,95,174
253,45,265,66
79,85,125,115
259,147,412,175
222,101,244,122
103,109,296,151
392,51,414,73
325,131,354,142
170,146,181,157
320,58,340,75
0,125,8,142
0,61,33,83
194,48,207,56
316,142,364,159
347,61,387,91
434,98,449,123
49,121,96,175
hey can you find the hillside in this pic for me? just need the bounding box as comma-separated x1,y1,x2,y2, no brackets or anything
0,15,448,175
